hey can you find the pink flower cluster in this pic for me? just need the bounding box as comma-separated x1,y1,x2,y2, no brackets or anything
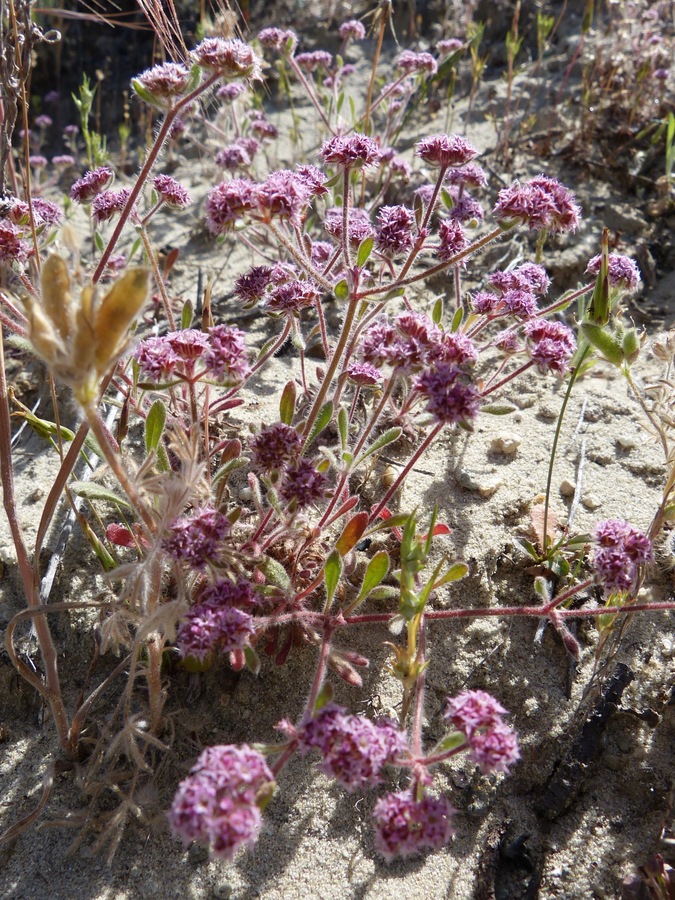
416,133,478,168
282,704,408,791
444,690,520,774
249,422,303,473
164,507,231,569
523,319,576,374
415,363,481,427
585,253,641,291
169,744,274,859
493,175,581,233
279,458,330,508
592,519,652,595
134,62,192,105
135,325,249,384
320,133,379,169
372,789,455,862
177,579,257,662
192,38,262,81
70,166,114,203
152,174,192,208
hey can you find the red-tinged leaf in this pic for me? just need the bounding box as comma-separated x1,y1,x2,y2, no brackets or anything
420,523,452,540
106,523,136,547
327,495,359,524
163,246,180,277
229,648,246,671
335,511,369,555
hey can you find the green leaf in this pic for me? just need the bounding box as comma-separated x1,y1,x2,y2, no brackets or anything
383,286,406,301
302,401,333,452
432,296,443,325
432,561,469,588
212,458,248,483
324,549,343,609
257,555,291,591
514,538,539,560
334,279,349,301
337,406,348,452
450,306,464,333
279,380,297,425
356,236,374,268
351,550,390,610
580,323,624,366
366,585,399,602
354,427,402,467
181,299,193,330
440,187,454,209
94,230,104,252
145,399,166,454
364,513,410,536
69,481,132,509
130,78,158,106
314,680,334,712
432,730,467,754
243,645,261,676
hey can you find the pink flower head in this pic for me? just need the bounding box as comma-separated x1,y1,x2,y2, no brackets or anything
255,170,313,226
31,198,62,228
279,458,330,508
488,262,550,296
416,133,479,168
235,266,274,304
249,423,303,473
593,519,652,594
430,330,479,366
375,205,415,257
585,254,641,291
445,162,488,187
192,38,262,81
205,324,250,383
265,279,320,315
372,790,455,863
215,138,259,170
493,176,581,233
217,82,247,101
249,118,278,140
169,744,274,859
0,221,30,265
164,507,230,568
91,188,131,224
29,155,47,169
152,173,192,208
257,27,297,53
205,178,257,234
293,704,408,791
437,38,463,55
34,114,52,129
324,207,374,245
70,166,114,203
339,19,366,41
445,188,484,223
320,133,379,169
524,319,576,374
444,690,508,737
134,62,192,105
295,164,328,196
52,154,75,168
177,602,254,661
397,49,438,75
437,218,468,261
415,363,481,425
295,51,333,72
311,240,333,266
468,721,520,774
346,361,382,387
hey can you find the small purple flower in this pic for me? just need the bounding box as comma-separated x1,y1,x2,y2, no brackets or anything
52,154,75,168
257,27,297,53
295,164,328,196
249,423,303,473
29,155,48,169
255,170,312,226
445,189,484,224
0,221,30,264
471,291,502,315
430,331,479,366
346,361,382,387
134,62,192,104
488,263,550,297
91,188,131,224
295,51,333,72
444,690,508,737
339,19,366,41
34,114,52,129
416,133,479,168
205,324,250,382
235,266,274,304
279,458,330,508
468,721,520,774
324,207,374,245
493,176,581,233
153,173,192,208
375,205,415,257
265,279,320,315
217,82,247,100
70,166,114,203
593,519,652,594
204,178,257,234
524,319,576,374
372,790,455,862
31,198,62,227
415,363,481,426
320,133,379,169
397,49,438,75
249,118,278,139
445,162,487,187
585,254,641,291
164,507,231,568
192,38,262,81
169,744,274,859
135,335,180,381
177,603,254,661
215,138,259,170
437,218,468,260
501,288,538,318
437,38,463,55
311,240,334,266
292,704,408,792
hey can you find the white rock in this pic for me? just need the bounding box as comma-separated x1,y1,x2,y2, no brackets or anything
559,479,576,498
491,432,522,455
582,493,603,510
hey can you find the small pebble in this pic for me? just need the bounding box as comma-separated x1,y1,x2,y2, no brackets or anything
582,493,602,510
559,479,575,498
538,403,559,420
456,469,503,497
616,434,638,451
490,432,522,455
